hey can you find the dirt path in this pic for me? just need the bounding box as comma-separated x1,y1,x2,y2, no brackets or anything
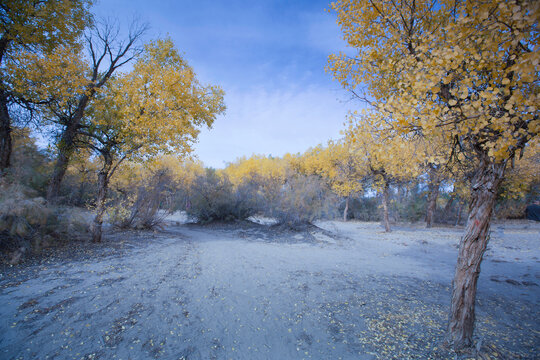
1,221,539,359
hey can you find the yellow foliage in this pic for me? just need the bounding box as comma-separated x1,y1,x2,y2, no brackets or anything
221,154,294,209
500,142,540,200
224,155,289,187
295,140,364,198
147,155,205,189
2,0,91,109
66,147,98,177
343,111,421,190
110,156,204,193
91,38,225,161
329,0,539,164
0,0,90,56
8,45,89,110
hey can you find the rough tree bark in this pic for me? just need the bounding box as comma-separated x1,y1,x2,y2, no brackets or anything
0,90,11,175
382,181,391,232
91,155,113,243
447,159,506,349
343,196,349,222
426,168,441,228
46,95,90,201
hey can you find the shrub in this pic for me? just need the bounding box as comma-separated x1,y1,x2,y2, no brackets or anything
265,175,337,228
0,181,91,264
108,169,178,229
495,200,527,220
0,183,52,246
344,196,381,222
186,169,257,223
6,128,51,196
392,196,426,223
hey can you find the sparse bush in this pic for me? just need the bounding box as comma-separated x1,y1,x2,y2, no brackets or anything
495,200,527,220
186,168,258,223
266,175,337,229
344,197,381,221
220,155,338,228
0,181,91,264
61,159,99,207
0,183,52,253
106,194,135,228
185,167,336,228
109,168,179,229
6,128,51,196
392,196,426,223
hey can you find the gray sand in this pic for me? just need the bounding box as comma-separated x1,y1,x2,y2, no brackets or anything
1,220,539,359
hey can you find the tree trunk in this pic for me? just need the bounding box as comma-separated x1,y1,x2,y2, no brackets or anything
455,201,463,226
47,95,90,202
444,193,455,213
426,181,440,228
343,197,349,222
382,182,391,232
92,162,112,243
447,160,506,350
0,90,12,175
76,176,86,206
47,149,72,201
425,166,441,228
425,187,439,228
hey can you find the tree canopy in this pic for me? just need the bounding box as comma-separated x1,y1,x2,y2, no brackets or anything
329,0,539,163
329,0,539,350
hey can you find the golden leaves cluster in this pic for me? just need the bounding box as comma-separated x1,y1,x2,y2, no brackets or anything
92,38,226,161
343,111,422,190
7,45,89,111
329,0,539,163
295,140,364,198
111,156,205,193
223,155,290,188
1,0,92,112
0,0,91,55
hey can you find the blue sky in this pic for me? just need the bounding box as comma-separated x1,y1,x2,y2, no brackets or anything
93,0,354,168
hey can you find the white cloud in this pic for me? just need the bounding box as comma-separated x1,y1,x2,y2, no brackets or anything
194,84,354,168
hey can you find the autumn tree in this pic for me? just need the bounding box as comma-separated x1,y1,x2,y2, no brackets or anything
106,157,199,230
221,154,334,226
225,154,289,207
344,111,420,231
84,38,225,242
38,19,146,201
0,0,91,175
144,155,206,212
225,155,289,186
416,135,453,227
295,140,365,221
330,0,539,349
497,144,540,211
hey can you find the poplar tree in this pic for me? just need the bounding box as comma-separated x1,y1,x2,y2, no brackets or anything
329,0,539,349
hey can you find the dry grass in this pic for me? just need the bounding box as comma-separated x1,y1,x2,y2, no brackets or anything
0,181,92,264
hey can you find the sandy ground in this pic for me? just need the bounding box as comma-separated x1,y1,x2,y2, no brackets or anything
1,218,539,360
